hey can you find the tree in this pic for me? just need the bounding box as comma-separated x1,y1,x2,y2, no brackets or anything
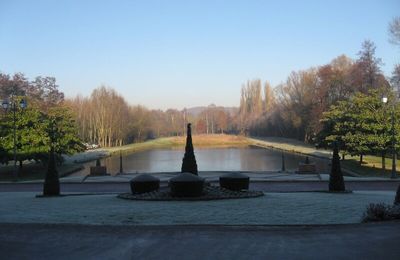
318,90,398,166
215,109,228,133
28,76,64,111
195,118,207,134
263,81,275,113
279,69,319,142
46,106,85,162
391,64,400,99
389,17,400,46
352,40,387,93
0,100,47,166
238,79,263,134
0,73,29,98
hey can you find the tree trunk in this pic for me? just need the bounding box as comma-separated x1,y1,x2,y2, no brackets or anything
382,152,386,171
359,154,363,165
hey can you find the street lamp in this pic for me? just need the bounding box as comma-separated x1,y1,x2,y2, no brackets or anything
1,96,27,180
382,95,397,179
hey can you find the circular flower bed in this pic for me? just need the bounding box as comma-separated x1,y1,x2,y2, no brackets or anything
117,185,264,201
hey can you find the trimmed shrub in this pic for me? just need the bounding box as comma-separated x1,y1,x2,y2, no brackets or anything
130,174,160,194
219,172,250,191
329,142,345,191
395,185,400,205
43,148,60,196
181,123,198,175
170,172,204,197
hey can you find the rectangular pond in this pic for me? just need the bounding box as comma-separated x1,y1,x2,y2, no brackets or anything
72,146,330,176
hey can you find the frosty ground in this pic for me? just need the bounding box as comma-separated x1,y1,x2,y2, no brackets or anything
0,190,395,225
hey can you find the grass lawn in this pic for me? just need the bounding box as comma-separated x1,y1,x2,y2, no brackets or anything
342,155,400,178
105,134,251,156
249,136,399,178
0,163,83,182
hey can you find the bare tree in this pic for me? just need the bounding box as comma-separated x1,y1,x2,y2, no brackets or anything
389,16,400,46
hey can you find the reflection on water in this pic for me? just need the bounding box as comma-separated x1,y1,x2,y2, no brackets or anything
73,146,329,176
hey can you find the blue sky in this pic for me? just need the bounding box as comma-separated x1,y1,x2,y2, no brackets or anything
0,0,399,109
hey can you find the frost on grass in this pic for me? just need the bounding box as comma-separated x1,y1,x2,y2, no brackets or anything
0,191,395,225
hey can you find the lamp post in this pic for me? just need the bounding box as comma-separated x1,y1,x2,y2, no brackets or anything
1,95,27,180
382,95,397,179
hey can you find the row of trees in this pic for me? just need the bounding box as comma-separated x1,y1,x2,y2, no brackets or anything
317,90,400,166
244,40,397,144
242,17,400,163
0,73,84,166
65,87,236,147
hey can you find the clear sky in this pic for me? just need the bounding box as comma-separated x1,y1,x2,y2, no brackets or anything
0,0,399,110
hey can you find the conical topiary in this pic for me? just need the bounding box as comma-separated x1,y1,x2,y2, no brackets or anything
43,147,60,196
281,153,286,172
181,123,198,175
395,184,400,205
329,142,345,192
119,152,123,174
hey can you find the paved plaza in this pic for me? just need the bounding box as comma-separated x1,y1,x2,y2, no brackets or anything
1,176,399,259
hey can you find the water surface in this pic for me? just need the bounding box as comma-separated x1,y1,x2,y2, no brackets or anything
74,146,329,175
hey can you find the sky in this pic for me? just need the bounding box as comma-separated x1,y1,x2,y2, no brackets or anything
0,0,399,110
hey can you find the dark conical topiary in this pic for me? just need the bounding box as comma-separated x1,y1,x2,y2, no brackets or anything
395,184,400,205
119,152,123,174
43,148,60,196
329,142,345,192
281,153,286,172
181,123,198,175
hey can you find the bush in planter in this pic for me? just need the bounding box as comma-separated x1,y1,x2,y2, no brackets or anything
329,142,345,192
170,172,204,197
219,172,249,191
43,148,60,196
130,174,160,194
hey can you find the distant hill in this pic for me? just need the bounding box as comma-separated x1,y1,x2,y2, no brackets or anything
186,106,238,116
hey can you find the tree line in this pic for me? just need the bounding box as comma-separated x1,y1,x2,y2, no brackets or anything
65,87,236,147
0,73,83,166
241,40,396,142
239,17,400,165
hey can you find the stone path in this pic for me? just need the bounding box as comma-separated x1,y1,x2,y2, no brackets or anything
1,180,399,192
0,223,399,260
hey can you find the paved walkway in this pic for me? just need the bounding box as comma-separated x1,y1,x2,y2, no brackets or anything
1,223,399,259
1,180,399,192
